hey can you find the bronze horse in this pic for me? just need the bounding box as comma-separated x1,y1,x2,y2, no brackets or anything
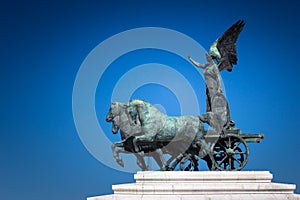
106,99,212,170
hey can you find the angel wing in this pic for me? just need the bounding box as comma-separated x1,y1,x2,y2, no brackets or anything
209,20,245,72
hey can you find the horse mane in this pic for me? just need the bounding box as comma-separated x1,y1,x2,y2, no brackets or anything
129,99,164,115
129,99,145,105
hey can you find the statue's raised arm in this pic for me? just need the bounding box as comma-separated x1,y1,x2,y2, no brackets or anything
188,54,209,69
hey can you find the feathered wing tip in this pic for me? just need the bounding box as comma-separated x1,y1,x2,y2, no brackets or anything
209,20,245,72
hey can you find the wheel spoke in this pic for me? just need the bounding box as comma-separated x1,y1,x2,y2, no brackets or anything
217,142,227,150
232,141,241,150
235,151,247,154
214,151,224,155
233,156,242,166
219,155,228,165
228,137,231,148
229,157,232,169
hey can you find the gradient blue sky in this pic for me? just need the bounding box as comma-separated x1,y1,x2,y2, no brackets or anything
1,1,300,199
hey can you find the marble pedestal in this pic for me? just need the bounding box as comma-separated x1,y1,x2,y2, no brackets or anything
88,171,300,200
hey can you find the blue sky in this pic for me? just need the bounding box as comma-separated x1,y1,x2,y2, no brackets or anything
1,0,300,199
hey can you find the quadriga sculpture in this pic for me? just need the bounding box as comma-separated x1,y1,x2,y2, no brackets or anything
105,20,265,171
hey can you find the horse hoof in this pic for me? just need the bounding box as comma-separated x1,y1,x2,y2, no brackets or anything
142,167,149,171
160,166,168,171
139,151,145,156
117,159,124,167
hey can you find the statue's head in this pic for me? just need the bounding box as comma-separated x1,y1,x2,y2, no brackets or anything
208,39,221,61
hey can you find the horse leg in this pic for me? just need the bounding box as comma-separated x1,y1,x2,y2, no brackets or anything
133,133,155,153
134,153,148,171
169,153,184,171
111,141,125,167
153,148,167,171
113,142,148,170
180,154,189,170
192,155,199,171
151,152,163,169
132,137,140,153
164,154,177,171
185,154,199,171
114,147,146,169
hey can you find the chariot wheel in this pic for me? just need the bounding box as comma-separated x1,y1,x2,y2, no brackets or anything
211,134,249,171
166,153,199,171
180,154,199,171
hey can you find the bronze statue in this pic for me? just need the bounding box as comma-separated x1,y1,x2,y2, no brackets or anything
188,53,230,136
188,20,245,135
106,20,264,171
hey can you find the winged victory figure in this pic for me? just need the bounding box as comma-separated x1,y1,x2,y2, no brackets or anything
188,20,245,136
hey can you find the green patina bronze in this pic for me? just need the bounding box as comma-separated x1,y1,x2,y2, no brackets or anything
105,20,264,171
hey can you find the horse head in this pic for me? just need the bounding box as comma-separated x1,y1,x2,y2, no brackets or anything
106,102,122,122
107,101,133,134
106,102,122,134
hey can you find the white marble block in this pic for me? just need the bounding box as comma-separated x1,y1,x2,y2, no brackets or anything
88,171,300,200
